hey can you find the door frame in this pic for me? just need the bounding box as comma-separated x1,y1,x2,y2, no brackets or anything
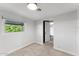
43,20,53,43
43,20,50,43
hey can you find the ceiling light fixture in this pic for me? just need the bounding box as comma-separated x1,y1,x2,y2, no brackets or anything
27,3,38,10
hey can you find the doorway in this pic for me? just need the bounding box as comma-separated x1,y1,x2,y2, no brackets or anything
43,20,54,47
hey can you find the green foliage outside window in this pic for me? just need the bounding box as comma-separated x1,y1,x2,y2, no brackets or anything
5,24,24,32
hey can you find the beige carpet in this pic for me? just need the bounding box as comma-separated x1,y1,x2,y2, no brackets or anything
7,43,73,56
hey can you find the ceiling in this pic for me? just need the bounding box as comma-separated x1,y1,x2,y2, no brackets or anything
0,3,79,20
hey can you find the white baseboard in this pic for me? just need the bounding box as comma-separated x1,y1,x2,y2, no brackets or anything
0,53,7,56
36,41,43,45
5,41,34,56
54,47,77,56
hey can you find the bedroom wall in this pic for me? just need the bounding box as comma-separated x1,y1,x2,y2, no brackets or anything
77,9,79,55
0,16,35,55
53,10,77,55
35,20,43,44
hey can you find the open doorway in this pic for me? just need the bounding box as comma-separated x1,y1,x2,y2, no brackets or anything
43,20,54,47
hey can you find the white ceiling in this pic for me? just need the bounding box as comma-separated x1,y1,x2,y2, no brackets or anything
0,3,79,20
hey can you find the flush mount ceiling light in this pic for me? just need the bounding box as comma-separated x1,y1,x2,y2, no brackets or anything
27,3,41,11
27,3,38,10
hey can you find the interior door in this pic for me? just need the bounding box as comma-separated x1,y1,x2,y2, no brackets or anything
45,22,50,42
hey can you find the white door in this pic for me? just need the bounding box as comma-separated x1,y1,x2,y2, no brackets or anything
45,22,50,42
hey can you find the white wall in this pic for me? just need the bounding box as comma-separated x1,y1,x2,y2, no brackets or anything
77,9,79,55
53,10,77,55
0,18,35,55
35,20,43,44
